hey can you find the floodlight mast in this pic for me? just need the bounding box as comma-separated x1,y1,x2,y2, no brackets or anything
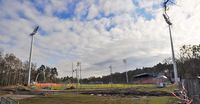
163,0,178,84
123,59,129,83
109,65,113,84
79,62,81,84
72,62,74,83
28,26,39,86
76,62,80,84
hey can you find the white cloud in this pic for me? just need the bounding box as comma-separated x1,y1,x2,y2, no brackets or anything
87,4,99,20
137,0,162,13
99,0,135,16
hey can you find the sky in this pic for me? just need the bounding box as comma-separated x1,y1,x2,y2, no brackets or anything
0,0,200,78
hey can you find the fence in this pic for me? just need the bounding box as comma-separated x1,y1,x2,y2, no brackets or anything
183,78,200,104
0,97,19,104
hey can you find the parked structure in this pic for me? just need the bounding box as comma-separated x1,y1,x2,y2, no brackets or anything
132,73,168,85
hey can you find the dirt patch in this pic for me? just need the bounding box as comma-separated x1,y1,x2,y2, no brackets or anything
80,89,172,96
1,86,173,99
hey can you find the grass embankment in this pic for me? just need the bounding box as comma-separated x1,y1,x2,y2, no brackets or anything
33,84,155,90
34,84,154,90
21,84,178,104
40,84,176,93
133,84,176,92
20,94,178,104
78,84,154,89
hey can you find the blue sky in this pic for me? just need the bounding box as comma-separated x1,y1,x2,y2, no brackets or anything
1,0,200,77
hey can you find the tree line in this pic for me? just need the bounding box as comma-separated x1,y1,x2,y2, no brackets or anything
0,52,58,86
78,63,173,84
65,44,200,84
34,65,58,83
178,44,200,78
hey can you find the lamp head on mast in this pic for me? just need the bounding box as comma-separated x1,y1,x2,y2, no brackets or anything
163,14,172,25
30,26,39,36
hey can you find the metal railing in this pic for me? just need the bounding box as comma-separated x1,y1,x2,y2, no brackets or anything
0,97,19,104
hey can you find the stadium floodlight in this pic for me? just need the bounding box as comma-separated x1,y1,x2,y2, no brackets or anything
123,59,129,83
28,26,39,86
163,0,178,84
72,62,74,83
30,26,39,36
76,62,80,84
76,62,81,83
109,65,112,84
79,62,82,84
163,14,172,25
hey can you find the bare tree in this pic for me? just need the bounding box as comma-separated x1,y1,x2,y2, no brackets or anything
178,45,200,78
35,65,45,82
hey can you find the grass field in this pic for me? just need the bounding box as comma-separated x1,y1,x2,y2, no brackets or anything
77,84,154,89
20,94,178,104
34,84,155,90
35,84,176,93
25,84,178,104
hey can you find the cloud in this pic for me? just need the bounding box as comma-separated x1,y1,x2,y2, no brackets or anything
0,0,200,78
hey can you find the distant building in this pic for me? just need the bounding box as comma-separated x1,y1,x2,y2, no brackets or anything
132,73,168,85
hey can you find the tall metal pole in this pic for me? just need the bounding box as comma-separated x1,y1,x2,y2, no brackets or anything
28,36,33,86
72,62,74,83
28,26,39,86
123,59,129,83
76,68,78,83
162,0,179,84
109,65,112,84
79,62,81,84
76,62,80,84
75,68,78,87
168,25,178,84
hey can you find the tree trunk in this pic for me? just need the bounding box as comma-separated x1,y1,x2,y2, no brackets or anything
43,71,46,82
35,73,40,82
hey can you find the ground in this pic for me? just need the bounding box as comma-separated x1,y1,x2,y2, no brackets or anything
0,84,179,104
20,94,178,104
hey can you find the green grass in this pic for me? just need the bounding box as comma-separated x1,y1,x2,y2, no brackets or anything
21,84,178,104
78,84,154,89
133,84,177,92
33,84,155,90
34,84,177,93
20,94,178,104
67,84,176,93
